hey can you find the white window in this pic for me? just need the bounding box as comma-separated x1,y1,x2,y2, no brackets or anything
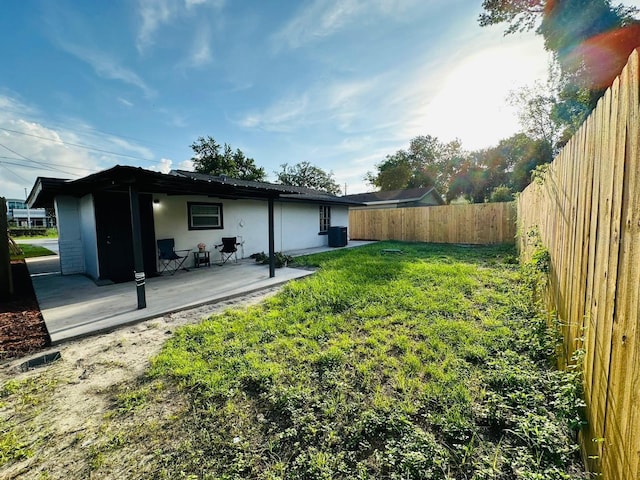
188,202,223,230
319,205,331,233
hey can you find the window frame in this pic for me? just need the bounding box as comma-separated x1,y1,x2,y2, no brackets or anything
319,205,331,234
187,202,224,230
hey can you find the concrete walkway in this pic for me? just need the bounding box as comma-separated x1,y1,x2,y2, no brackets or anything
26,241,374,344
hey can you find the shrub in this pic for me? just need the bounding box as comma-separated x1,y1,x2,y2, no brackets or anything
490,185,514,202
250,251,293,268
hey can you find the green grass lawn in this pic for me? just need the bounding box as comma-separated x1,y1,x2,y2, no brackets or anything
1,242,586,479
141,242,585,479
10,244,56,260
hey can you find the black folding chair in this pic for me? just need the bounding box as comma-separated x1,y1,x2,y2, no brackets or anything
215,237,240,265
157,238,190,275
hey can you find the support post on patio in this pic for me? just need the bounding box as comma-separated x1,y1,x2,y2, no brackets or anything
129,186,146,309
268,196,275,278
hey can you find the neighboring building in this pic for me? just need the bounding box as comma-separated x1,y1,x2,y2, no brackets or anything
6,198,56,227
27,166,361,283
342,187,445,209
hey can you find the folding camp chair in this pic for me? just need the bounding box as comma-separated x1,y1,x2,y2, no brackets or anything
215,237,240,265
157,238,190,275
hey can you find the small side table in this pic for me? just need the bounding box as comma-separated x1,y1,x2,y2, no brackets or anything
193,250,210,268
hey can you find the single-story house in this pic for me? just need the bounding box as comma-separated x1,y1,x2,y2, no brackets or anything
342,187,444,209
27,166,361,284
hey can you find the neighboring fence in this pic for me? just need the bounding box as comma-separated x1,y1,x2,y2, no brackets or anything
518,50,640,478
349,202,516,244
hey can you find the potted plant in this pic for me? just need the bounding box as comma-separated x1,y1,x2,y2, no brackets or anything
197,242,206,252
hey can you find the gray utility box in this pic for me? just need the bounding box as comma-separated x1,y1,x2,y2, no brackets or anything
328,226,348,247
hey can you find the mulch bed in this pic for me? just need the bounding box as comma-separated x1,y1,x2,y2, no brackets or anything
0,260,51,360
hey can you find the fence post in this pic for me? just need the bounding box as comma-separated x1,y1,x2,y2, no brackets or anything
0,197,13,300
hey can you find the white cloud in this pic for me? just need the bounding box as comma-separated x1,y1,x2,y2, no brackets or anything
272,0,421,51
181,25,213,68
238,94,310,132
106,137,154,160
150,157,173,173
185,0,208,7
237,77,379,132
136,0,223,54
118,97,134,107
0,95,164,200
176,159,193,170
137,0,175,53
0,107,101,199
59,42,156,98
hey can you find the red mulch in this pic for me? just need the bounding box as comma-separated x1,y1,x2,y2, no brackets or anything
0,260,50,360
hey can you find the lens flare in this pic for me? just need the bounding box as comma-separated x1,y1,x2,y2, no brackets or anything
566,24,640,89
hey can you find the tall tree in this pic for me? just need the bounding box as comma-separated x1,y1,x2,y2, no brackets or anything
446,155,493,203
275,162,341,195
486,133,553,192
365,135,465,195
509,78,560,151
480,0,639,137
447,134,553,203
190,136,266,181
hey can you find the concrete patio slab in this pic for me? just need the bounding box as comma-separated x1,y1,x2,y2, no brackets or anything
26,241,375,344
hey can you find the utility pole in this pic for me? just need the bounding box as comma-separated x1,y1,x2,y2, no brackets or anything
24,188,31,228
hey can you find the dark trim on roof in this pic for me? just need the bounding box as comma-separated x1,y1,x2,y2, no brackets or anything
28,166,364,208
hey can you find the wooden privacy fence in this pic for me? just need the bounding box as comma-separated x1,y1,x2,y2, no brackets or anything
518,50,640,479
349,202,516,244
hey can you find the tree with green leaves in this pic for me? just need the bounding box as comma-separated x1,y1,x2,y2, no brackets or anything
488,133,553,192
480,0,639,138
275,162,341,195
446,157,492,203
190,136,266,181
509,79,560,149
490,185,515,202
365,135,465,195
447,134,552,203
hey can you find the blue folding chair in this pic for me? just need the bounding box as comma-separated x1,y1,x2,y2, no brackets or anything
157,238,190,275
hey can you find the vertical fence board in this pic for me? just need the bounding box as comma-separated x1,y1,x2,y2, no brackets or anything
518,49,640,480
606,50,640,480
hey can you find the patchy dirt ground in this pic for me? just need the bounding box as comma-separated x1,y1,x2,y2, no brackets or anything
0,261,50,359
0,284,281,479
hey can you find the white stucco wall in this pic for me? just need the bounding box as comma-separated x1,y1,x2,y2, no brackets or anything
330,207,349,234
152,195,351,265
277,202,326,251
55,196,85,275
79,195,99,279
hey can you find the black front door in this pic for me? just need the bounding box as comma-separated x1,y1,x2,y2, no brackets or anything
95,192,156,283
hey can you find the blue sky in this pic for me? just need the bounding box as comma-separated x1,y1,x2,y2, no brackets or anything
1,0,638,200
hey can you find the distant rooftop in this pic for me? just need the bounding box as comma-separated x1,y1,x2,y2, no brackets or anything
342,187,444,204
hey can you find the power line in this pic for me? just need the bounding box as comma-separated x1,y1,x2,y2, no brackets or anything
0,157,93,174
0,162,30,184
0,106,176,152
0,142,80,177
0,126,156,164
